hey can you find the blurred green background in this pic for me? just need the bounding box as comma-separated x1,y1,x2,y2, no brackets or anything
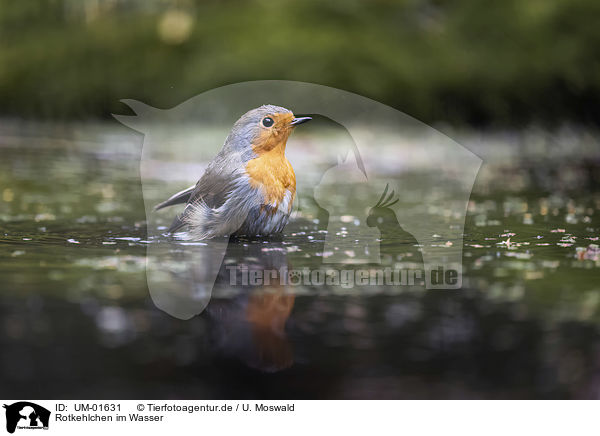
1,0,599,125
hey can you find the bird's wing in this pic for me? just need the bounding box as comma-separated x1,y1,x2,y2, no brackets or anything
168,154,245,233
187,164,240,210
154,185,196,211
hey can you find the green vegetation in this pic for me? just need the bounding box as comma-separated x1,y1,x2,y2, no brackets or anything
1,0,599,124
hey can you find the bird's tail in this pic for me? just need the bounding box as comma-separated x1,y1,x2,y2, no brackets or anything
154,185,195,211
167,214,186,233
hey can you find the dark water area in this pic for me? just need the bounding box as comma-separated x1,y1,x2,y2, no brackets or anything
1,122,599,399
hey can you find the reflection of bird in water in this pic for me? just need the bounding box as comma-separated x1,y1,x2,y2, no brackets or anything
366,184,424,267
245,285,295,370
206,238,295,372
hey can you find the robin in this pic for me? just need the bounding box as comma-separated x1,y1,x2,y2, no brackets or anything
155,105,311,239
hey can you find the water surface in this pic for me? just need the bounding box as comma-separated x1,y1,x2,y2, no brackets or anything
1,122,599,398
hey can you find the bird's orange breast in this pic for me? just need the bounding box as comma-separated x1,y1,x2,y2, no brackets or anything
245,146,296,211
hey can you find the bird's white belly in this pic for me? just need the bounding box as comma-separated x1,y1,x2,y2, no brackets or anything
236,189,294,236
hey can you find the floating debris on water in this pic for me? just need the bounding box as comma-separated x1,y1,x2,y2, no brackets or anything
35,213,56,221
576,244,599,261
505,251,533,260
76,215,98,224
566,213,578,224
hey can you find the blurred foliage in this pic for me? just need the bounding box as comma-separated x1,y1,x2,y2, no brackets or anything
1,0,599,125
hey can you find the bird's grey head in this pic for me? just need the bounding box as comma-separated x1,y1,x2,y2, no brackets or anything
223,105,311,157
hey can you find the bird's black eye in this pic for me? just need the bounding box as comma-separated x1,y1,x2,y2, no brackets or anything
262,117,274,128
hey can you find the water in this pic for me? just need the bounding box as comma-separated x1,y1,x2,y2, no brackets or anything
1,121,599,398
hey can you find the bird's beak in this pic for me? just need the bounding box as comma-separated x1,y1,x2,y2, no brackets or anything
290,116,312,126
